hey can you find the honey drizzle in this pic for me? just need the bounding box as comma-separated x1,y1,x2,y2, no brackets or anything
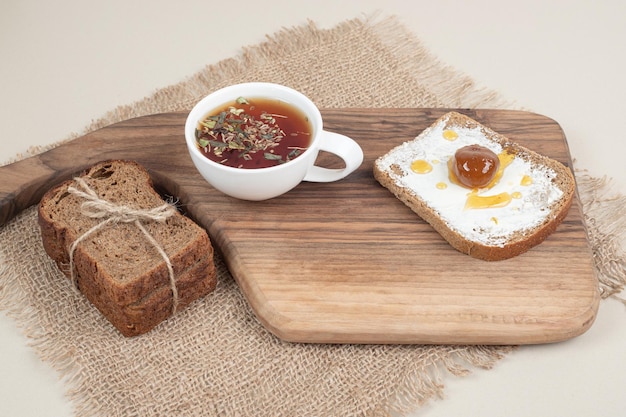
410,159,432,174
521,174,533,186
442,129,458,141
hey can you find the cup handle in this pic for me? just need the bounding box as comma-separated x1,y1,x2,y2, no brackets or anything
303,131,364,182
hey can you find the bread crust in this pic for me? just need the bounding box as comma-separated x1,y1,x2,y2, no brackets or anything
373,112,575,261
38,160,217,336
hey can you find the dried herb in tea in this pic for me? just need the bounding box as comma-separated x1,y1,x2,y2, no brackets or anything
195,97,312,169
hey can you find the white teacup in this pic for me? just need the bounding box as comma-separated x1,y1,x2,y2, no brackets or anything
185,82,363,200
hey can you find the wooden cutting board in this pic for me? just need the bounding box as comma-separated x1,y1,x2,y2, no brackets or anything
0,108,599,345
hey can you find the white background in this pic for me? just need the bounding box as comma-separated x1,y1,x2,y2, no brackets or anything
1,1,625,416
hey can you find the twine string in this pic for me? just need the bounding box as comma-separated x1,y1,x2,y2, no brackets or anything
66,177,180,313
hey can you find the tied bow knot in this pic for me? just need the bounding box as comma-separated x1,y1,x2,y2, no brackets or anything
70,184,177,224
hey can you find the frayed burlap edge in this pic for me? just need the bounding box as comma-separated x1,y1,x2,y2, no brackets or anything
1,13,624,417
576,172,626,303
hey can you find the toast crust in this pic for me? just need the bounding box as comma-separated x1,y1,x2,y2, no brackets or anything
373,112,575,261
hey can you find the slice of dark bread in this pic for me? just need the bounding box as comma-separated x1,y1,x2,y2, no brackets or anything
38,160,216,336
373,112,575,261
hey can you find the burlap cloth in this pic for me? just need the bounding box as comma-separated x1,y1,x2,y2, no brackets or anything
1,15,625,417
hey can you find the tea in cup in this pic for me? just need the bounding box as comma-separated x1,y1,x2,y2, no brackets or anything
185,82,363,200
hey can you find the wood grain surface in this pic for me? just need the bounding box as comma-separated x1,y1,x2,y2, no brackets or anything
0,108,599,344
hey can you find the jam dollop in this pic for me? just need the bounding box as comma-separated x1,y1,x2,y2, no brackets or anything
452,144,500,188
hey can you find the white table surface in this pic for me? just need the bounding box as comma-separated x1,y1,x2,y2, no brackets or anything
1,1,625,416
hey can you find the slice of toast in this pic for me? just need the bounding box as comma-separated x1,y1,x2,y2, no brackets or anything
373,112,575,261
38,160,217,336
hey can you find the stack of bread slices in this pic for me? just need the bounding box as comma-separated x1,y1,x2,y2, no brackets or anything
38,160,217,336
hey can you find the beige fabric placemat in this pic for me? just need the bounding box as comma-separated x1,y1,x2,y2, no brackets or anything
1,15,625,417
